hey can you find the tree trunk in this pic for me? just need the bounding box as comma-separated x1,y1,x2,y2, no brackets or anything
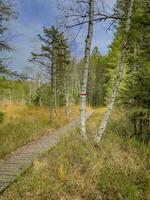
66,92,70,116
50,40,55,120
65,76,70,116
80,0,94,139
95,0,134,144
54,71,57,114
133,114,137,136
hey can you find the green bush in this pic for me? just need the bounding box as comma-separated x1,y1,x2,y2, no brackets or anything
0,111,5,123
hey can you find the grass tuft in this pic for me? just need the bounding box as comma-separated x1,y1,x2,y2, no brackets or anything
0,103,80,159
1,108,150,200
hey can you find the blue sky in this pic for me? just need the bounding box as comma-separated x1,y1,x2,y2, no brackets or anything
5,0,116,72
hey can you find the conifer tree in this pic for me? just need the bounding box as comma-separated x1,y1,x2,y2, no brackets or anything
0,0,13,75
119,0,150,143
95,0,134,144
30,26,71,116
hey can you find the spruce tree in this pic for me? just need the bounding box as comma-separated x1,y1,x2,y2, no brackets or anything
30,26,71,116
0,0,14,75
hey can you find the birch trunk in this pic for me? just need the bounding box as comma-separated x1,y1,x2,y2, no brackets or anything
66,92,69,116
65,75,70,116
95,0,134,144
54,71,57,114
80,0,94,138
50,41,55,120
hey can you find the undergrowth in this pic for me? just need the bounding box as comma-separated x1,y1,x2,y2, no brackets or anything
1,108,150,200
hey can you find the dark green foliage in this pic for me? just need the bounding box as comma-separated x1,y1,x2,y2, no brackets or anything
0,0,13,51
0,0,14,76
79,46,108,107
30,26,72,110
0,1,24,79
104,0,150,143
0,111,5,123
120,0,150,143
120,65,150,143
0,78,35,104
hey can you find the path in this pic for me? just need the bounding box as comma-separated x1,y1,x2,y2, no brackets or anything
0,112,93,194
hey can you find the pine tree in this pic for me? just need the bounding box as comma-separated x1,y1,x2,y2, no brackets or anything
95,0,150,143
0,0,14,75
30,26,71,116
95,0,134,144
119,0,150,143
88,46,107,106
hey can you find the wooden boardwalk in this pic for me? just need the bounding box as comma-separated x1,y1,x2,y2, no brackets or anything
0,112,93,194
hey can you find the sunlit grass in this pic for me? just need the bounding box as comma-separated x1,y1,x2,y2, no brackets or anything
0,103,81,159
1,108,149,200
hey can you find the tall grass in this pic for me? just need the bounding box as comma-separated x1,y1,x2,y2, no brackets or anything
1,108,150,200
0,103,80,159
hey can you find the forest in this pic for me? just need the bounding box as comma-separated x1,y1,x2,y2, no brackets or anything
0,0,150,199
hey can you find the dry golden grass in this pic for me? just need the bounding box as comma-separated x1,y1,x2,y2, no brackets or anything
1,108,150,200
0,103,81,159
0,103,81,122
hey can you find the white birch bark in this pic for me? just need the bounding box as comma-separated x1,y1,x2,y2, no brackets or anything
95,0,134,144
54,69,57,114
65,76,70,116
66,92,69,116
80,0,94,138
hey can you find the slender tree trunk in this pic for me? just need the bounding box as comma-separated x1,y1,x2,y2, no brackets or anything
50,41,55,120
9,89,11,102
39,97,42,107
95,0,134,144
54,71,57,114
80,0,94,139
75,65,80,93
66,92,70,116
65,75,70,116
133,114,137,136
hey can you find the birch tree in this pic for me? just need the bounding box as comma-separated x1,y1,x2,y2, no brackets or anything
80,0,94,138
95,0,134,144
59,0,126,138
